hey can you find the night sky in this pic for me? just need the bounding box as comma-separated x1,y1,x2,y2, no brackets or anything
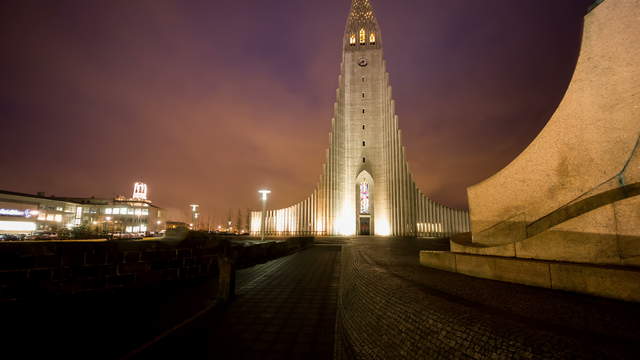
0,0,593,224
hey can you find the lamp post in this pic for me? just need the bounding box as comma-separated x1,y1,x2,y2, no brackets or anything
258,190,271,242
189,204,199,230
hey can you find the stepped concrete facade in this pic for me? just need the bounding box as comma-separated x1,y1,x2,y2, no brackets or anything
251,0,470,237
421,0,640,302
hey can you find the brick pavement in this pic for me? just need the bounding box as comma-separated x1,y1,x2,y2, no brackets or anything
128,237,640,359
136,245,341,360
334,237,640,359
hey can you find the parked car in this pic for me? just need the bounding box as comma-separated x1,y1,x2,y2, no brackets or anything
0,234,21,241
21,232,57,240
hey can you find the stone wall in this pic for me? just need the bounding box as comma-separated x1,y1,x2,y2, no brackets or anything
465,0,640,264
0,235,313,301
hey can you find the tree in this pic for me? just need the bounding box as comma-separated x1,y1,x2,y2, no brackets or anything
245,208,251,234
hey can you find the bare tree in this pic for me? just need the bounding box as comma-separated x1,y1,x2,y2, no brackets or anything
236,209,243,234
246,208,251,234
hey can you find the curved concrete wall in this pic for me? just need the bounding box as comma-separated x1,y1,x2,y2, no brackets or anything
467,0,640,261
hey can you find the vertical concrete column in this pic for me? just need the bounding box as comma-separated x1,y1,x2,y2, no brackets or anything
390,126,397,235
394,129,401,235
306,198,311,235
426,198,433,236
391,129,398,236
401,149,408,235
453,210,459,234
312,190,317,235
439,206,444,236
218,256,236,302
419,194,425,236
305,198,309,235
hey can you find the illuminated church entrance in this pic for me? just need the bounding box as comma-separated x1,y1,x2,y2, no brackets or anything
359,182,371,235
357,171,373,235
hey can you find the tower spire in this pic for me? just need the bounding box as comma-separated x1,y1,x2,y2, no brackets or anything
345,0,381,49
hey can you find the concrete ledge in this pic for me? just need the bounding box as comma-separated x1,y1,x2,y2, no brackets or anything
419,251,456,272
550,262,640,302
420,251,640,302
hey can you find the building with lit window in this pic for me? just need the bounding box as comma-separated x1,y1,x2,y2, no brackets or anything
0,182,164,235
251,0,470,237
55,182,164,234
0,190,77,234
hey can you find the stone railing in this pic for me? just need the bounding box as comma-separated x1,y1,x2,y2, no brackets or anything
0,233,314,301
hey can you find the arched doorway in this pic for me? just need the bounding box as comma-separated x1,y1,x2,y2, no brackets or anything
355,171,374,236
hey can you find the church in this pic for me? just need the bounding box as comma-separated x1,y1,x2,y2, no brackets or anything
251,0,470,237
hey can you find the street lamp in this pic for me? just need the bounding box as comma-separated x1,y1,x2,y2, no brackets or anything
258,189,271,241
189,204,199,230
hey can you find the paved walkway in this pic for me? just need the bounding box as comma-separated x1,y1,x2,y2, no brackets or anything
136,245,341,360
131,237,640,359
335,237,640,359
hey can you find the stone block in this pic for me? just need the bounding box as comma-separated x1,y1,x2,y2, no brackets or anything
419,251,455,272
29,269,54,282
52,268,73,281
0,270,28,283
117,262,148,275
454,254,496,279
452,242,516,257
0,255,34,270
74,265,114,279
123,251,141,263
61,251,85,267
33,255,60,268
473,215,526,247
515,229,621,265
84,248,108,266
613,196,640,259
550,263,640,302
493,257,551,288
136,270,164,285
107,274,136,288
176,249,192,258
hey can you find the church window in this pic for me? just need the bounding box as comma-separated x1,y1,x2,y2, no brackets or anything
349,34,356,45
359,29,366,44
363,157,366,163
363,141,366,146
362,125,365,130
360,182,370,215
362,109,365,114
362,77,365,82
370,33,376,44
362,93,365,98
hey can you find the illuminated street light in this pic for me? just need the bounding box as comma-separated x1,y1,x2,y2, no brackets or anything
258,189,271,242
189,204,199,230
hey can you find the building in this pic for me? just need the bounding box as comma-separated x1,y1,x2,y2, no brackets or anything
166,221,189,231
251,0,470,237
0,182,164,235
0,190,77,234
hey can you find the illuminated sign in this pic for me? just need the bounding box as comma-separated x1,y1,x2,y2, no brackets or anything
0,221,37,232
0,209,39,218
133,182,148,200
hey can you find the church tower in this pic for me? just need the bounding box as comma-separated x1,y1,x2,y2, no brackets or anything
251,0,470,237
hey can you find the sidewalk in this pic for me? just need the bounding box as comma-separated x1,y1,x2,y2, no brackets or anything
135,245,341,360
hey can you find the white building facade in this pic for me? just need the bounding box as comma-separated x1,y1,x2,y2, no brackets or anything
251,0,470,237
